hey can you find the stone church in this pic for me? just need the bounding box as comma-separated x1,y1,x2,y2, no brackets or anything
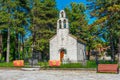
49,10,86,63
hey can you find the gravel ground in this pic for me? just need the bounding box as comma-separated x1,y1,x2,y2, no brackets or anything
0,69,119,80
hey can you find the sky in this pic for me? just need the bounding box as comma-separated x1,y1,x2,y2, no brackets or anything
56,0,95,24
56,0,87,10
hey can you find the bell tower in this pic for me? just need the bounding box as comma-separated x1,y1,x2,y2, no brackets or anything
57,10,69,33
56,10,69,48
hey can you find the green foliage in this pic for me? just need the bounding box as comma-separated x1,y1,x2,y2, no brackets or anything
29,0,58,59
65,2,88,40
0,0,119,63
87,0,120,60
0,0,31,62
65,2,106,61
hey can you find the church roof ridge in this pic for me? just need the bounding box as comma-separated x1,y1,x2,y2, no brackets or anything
49,34,57,41
49,34,86,44
69,34,86,44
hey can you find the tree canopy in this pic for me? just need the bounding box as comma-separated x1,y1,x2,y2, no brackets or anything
0,0,119,62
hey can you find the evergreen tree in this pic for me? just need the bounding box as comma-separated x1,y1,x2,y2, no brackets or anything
12,0,30,60
87,0,120,61
65,2,90,59
65,2,88,40
0,0,16,62
29,0,58,60
0,0,30,62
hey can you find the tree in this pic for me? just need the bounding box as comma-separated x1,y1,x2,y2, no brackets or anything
65,2,91,59
29,0,58,60
12,0,30,60
87,0,120,61
0,0,30,62
65,2,88,40
0,0,16,62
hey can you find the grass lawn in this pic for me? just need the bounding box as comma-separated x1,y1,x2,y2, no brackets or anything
0,60,119,68
49,60,97,68
0,62,14,67
0,62,48,68
49,60,119,68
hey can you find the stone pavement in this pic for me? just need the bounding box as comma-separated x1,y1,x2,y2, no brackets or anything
0,69,119,80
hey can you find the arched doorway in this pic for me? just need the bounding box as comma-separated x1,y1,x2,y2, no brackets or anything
60,49,66,62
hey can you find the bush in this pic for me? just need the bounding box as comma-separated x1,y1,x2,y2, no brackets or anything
98,60,118,64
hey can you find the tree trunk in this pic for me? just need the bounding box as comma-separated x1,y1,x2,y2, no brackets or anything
87,49,90,60
110,34,115,62
6,27,10,63
21,34,24,59
0,32,2,61
118,37,120,64
15,33,19,59
118,38,120,51
87,44,91,60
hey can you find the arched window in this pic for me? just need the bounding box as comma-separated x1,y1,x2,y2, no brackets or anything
63,19,66,28
59,20,62,28
61,11,64,17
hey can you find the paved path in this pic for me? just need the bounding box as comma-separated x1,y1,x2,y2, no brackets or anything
0,69,119,80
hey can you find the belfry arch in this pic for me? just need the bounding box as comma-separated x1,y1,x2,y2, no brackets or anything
63,19,66,28
57,10,68,29
59,20,62,29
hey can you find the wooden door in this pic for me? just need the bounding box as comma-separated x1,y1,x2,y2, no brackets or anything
60,50,64,62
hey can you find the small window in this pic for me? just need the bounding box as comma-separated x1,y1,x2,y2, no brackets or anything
59,20,62,28
63,19,66,28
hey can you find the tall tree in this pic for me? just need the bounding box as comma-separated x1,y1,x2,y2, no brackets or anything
0,0,16,62
87,0,120,61
65,2,88,40
0,0,30,62
12,0,30,60
29,0,58,60
65,2,90,59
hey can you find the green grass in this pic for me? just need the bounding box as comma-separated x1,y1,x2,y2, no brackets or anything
49,60,119,68
49,61,97,68
59,63,83,68
0,62,14,67
0,62,49,68
85,60,97,68
58,61,97,68
0,60,119,68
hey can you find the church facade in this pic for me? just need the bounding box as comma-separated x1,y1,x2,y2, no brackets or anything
49,10,86,63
